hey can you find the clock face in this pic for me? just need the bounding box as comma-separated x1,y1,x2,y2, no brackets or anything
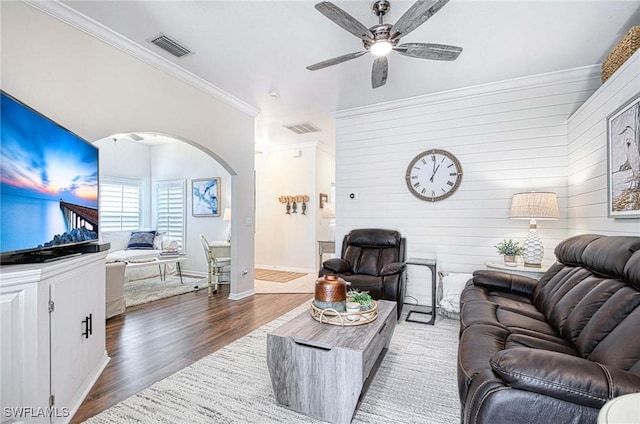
405,149,463,201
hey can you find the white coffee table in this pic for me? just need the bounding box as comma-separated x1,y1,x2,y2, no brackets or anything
126,256,186,284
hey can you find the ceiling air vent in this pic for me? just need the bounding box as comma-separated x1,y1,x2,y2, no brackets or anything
283,122,321,135
128,133,144,142
149,34,192,58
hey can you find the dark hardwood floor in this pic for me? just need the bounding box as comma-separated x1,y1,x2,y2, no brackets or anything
72,285,312,423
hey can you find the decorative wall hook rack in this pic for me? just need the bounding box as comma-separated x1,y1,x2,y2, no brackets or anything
278,195,310,215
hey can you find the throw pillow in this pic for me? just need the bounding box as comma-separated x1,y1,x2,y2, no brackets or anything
153,232,165,250
127,230,157,250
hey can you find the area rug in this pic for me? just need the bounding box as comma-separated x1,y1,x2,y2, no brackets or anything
255,268,307,282
85,304,460,423
124,275,206,307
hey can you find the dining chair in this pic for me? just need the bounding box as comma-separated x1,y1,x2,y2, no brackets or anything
199,234,231,296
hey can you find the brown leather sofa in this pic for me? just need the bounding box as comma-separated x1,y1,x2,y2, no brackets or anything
458,234,640,424
319,229,406,319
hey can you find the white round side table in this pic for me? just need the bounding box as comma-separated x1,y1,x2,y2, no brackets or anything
598,393,640,423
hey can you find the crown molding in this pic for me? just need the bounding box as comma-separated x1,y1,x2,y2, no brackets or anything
256,141,320,153
24,0,260,117
316,141,335,156
334,65,601,119
568,49,640,124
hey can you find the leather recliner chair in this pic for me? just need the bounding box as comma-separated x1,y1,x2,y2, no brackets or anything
319,228,406,319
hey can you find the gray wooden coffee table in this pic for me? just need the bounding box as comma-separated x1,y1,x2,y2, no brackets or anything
267,300,397,424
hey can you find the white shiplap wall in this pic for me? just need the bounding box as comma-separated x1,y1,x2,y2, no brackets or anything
334,67,602,286
567,50,640,236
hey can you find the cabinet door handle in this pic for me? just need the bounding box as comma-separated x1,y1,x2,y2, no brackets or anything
82,316,88,338
82,314,93,339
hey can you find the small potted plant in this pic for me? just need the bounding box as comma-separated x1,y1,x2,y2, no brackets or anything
495,239,523,266
347,289,374,312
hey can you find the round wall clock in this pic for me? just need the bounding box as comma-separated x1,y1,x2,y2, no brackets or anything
405,149,463,202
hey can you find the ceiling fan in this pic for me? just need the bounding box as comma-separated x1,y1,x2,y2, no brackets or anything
306,0,462,88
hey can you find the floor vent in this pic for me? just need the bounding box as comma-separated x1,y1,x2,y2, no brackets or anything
149,34,192,58
283,122,321,135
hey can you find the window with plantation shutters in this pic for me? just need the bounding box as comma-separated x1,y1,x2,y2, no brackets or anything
155,179,186,251
100,179,142,231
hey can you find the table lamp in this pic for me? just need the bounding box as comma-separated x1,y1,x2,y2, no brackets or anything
223,207,231,243
322,202,336,241
510,192,559,267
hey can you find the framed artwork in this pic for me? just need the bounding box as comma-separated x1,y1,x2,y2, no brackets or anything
192,177,221,217
319,193,328,208
607,92,640,218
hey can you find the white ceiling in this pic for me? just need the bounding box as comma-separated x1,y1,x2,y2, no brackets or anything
60,0,640,127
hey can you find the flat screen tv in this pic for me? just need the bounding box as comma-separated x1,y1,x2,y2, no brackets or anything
1,91,99,264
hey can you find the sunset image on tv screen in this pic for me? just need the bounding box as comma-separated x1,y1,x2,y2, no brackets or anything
0,92,99,254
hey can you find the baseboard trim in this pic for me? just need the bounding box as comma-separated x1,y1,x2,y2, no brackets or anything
182,270,206,277
228,289,255,301
67,352,110,423
181,270,230,283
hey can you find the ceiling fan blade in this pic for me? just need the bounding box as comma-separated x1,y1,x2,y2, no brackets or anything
371,56,388,89
395,43,462,61
390,0,450,40
315,2,374,41
306,51,367,71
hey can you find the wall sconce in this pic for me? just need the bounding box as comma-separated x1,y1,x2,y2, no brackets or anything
510,192,559,267
278,195,310,215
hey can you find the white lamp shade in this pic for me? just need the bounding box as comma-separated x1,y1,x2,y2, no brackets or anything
322,202,336,219
510,192,559,220
510,192,558,268
223,208,231,221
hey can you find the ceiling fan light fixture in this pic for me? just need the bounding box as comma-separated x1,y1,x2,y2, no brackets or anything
370,40,392,56
307,0,462,87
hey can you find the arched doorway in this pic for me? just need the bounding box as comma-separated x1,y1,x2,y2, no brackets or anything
95,132,235,287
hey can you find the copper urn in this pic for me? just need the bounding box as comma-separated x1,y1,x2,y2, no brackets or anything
314,274,347,312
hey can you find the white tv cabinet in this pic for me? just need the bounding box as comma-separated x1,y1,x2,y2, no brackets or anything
0,252,109,423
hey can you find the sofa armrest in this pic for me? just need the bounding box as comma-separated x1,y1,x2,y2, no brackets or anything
105,261,126,319
472,270,538,297
380,261,405,276
490,348,640,408
322,258,351,274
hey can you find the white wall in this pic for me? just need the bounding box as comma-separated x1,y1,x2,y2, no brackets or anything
1,2,256,298
96,138,154,228
151,142,232,274
567,50,640,235
254,112,335,273
334,66,602,278
255,143,320,273
316,145,336,268
96,138,231,275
